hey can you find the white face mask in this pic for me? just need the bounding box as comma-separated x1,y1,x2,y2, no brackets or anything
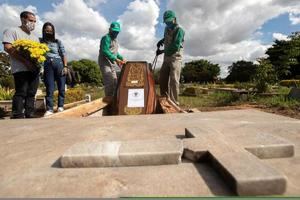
25,21,35,32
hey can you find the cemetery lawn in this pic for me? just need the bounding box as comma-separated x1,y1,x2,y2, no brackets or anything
178,87,300,120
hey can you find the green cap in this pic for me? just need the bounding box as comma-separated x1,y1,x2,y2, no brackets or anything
163,10,176,23
110,22,121,32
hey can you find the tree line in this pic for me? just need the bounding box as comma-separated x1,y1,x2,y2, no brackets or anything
182,32,300,84
1,32,299,88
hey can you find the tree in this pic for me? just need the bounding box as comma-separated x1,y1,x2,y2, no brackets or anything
182,59,220,83
0,52,14,89
266,32,300,80
226,60,257,83
69,59,103,86
254,58,277,93
0,52,10,72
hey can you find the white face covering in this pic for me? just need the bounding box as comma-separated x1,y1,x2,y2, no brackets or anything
25,21,35,32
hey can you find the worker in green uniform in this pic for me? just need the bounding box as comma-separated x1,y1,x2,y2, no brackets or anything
98,22,126,97
156,10,185,105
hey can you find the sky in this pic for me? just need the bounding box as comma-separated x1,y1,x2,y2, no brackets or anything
0,0,300,77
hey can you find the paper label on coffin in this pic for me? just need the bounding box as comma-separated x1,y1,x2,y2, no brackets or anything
127,89,145,108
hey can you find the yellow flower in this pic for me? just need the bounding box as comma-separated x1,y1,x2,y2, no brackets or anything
13,39,50,64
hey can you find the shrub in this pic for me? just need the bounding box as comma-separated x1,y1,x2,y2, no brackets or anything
0,86,14,100
182,59,220,83
69,59,103,86
0,75,14,89
254,59,277,93
226,60,257,83
53,87,85,105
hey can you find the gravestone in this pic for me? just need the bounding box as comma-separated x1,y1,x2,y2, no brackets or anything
0,110,299,197
183,127,294,196
61,139,183,168
287,87,300,101
60,124,294,196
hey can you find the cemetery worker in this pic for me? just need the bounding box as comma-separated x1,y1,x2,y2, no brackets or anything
98,22,126,97
2,11,40,119
156,10,185,105
40,22,67,117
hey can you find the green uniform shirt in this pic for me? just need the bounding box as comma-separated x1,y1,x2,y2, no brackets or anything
100,34,123,63
163,25,185,57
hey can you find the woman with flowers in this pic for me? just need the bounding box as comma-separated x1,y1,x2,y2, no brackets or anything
40,22,68,116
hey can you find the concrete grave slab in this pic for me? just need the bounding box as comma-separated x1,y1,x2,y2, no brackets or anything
61,139,183,168
0,109,300,197
184,127,293,195
185,127,295,159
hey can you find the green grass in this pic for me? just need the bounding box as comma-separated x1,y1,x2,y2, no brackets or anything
273,86,290,95
179,85,299,111
179,91,240,109
251,95,300,110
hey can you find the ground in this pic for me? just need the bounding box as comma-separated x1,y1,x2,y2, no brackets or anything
195,104,300,120
0,109,299,197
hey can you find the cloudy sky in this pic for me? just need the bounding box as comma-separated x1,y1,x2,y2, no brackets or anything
0,0,300,77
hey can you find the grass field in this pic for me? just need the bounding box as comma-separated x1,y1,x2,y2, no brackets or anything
178,84,300,119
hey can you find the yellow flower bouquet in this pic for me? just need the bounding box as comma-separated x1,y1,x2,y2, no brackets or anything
12,39,49,71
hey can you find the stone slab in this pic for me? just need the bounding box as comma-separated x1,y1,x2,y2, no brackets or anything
184,127,290,195
245,144,294,159
185,127,295,159
228,132,295,159
61,139,183,168
1,109,300,197
210,151,287,196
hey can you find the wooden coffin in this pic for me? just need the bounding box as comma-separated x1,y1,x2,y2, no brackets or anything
115,61,157,115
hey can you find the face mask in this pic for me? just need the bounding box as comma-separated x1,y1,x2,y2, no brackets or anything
45,33,54,39
25,21,35,32
166,21,175,29
110,31,119,39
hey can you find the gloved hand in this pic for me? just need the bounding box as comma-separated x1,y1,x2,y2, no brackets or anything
157,40,164,48
156,49,164,56
116,59,126,68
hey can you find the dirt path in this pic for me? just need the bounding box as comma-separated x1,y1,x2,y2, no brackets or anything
194,104,300,120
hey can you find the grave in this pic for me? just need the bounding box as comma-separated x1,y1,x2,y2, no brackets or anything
0,109,300,197
61,139,183,168
184,127,293,195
